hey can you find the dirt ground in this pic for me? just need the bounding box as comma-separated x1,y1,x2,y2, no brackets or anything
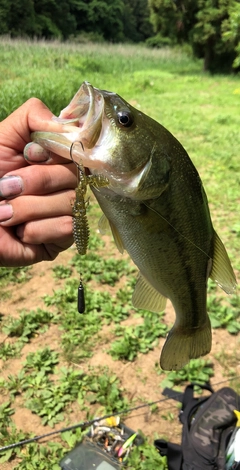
0,241,239,469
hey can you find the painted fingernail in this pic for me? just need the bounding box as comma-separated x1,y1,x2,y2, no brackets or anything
0,176,23,198
24,142,50,162
0,203,13,222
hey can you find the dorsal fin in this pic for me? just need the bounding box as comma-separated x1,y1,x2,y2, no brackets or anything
210,230,237,294
98,214,125,254
132,272,167,313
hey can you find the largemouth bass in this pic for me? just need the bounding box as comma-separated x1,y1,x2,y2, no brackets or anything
31,82,237,370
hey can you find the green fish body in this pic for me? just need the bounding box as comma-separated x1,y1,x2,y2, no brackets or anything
31,82,237,370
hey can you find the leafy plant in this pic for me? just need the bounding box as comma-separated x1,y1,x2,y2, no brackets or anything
23,348,59,373
11,441,66,470
4,370,27,397
86,232,105,251
43,275,135,362
23,368,80,427
61,428,84,449
0,418,68,467
109,312,168,361
72,251,135,286
52,265,73,279
208,295,240,334
83,368,129,413
127,441,167,469
0,401,14,427
4,364,129,428
0,341,22,360
0,423,28,464
161,411,175,422
53,284,111,362
2,308,57,341
0,266,32,287
159,359,214,389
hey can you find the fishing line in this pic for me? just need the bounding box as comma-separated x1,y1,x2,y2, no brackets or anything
144,201,212,261
70,142,89,314
1,374,239,453
70,141,109,313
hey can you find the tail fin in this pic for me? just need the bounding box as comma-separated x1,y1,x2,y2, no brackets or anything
160,316,212,371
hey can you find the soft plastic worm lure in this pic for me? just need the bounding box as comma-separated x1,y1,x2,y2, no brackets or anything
72,163,90,256
70,142,109,313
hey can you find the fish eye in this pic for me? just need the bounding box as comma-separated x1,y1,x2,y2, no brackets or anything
117,111,134,128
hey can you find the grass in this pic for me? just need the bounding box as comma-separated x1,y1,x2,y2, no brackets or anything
0,38,239,469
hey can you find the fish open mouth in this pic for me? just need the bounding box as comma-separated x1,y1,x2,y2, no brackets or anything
31,82,152,195
58,81,105,150
31,81,105,168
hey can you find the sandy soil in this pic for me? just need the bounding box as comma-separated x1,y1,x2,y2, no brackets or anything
0,241,239,470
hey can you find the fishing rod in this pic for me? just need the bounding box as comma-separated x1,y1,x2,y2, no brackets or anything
0,374,239,453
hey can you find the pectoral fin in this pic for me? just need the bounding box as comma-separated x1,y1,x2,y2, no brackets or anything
132,272,167,313
210,230,237,294
98,214,125,254
98,214,111,235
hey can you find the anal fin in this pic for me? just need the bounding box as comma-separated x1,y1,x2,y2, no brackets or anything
132,272,167,313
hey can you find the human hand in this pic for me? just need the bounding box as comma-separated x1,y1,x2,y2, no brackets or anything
0,98,77,267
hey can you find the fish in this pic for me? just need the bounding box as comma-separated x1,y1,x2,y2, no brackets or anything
31,81,237,370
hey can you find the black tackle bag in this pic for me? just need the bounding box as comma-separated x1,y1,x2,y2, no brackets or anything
154,383,240,470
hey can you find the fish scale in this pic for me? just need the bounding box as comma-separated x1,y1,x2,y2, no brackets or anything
31,81,237,370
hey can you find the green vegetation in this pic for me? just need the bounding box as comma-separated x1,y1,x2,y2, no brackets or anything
109,312,168,361
148,0,240,72
2,308,57,340
0,40,239,469
127,442,167,469
0,266,32,287
72,252,136,285
0,0,152,43
208,294,240,333
1,0,240,71
159,359,215,390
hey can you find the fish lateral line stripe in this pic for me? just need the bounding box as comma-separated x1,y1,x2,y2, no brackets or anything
144,202,211,261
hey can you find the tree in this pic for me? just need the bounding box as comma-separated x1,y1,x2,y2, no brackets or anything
190,0,237,72
148,0,198,45
0,0,77,39
71,0,125,42
34,0,77,39
0,0,10,34
122,0,153,42
3,0,36,37
222,1,240,68
148,0,240,72
0,0,153,43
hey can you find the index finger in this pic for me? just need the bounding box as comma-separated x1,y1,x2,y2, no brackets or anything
0,98,64,154
1,163,77,199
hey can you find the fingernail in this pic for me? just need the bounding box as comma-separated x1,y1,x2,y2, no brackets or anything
24,142,50,162
0,176,23,198
0,203,13,222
